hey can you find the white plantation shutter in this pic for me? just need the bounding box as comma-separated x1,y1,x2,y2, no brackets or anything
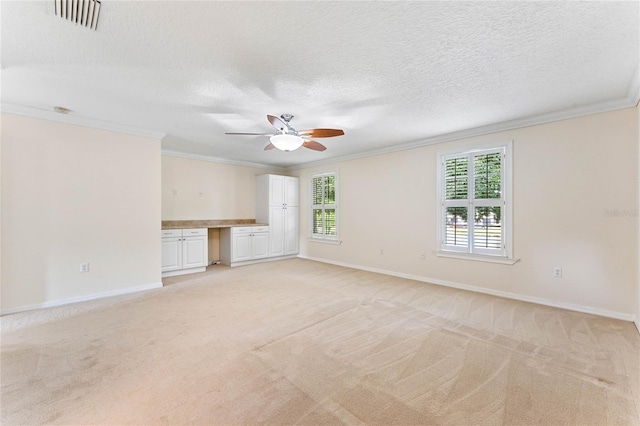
312,176,324,235
472,152,503,253
439,143,512,258
311,172,338,240
444,156,469,250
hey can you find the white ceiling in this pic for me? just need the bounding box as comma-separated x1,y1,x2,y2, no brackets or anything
2,1,639,169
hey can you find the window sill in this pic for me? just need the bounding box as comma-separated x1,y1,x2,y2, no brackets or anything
435,251,519,265
309,238,342,245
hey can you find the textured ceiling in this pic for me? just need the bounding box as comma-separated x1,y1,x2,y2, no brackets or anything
1,1,639,168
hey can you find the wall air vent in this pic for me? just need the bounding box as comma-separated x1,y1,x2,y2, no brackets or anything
54,0,101,31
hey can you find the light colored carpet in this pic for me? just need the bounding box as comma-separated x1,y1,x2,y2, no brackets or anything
1,258,639,425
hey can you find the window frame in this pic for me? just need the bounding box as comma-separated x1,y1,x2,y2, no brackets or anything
436,141,514,262
310,170,339,242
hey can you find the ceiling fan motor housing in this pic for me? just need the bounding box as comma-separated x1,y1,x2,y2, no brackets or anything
278,114,296,134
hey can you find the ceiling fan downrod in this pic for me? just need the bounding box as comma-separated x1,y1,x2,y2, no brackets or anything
280,114,294,123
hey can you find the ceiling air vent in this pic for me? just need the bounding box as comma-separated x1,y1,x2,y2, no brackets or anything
54,0,101,31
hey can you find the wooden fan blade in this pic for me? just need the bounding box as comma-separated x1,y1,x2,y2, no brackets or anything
225,132,273,136
298,128,344,138
267,115,288,132
264,143,276,151
302,140,327,151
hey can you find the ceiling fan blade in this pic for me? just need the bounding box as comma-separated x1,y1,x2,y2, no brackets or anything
267,115,288,132
225,132,273,136
264,143,276,151
302,140,327,151
298,128,344,138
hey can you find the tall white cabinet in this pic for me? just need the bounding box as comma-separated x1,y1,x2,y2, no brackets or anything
256,174,299,257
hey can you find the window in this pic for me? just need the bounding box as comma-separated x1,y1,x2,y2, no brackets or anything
311,171,339,241
437,142,513,261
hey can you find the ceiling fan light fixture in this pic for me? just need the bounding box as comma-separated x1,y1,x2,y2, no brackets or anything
270,134,304,151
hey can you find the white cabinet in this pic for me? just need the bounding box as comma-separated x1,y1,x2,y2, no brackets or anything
161,228,208,277
220,226,269,266
182,229,209,269
161,231,182,272
267,174,299,207
268,205,299,256
256,174,299,257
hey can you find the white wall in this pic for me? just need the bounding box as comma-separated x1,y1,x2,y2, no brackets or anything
637,103,640,329
293,108,639,319
161,155,280,220
1,114,162,313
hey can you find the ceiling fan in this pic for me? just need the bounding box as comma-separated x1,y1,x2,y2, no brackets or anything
225,114,344,152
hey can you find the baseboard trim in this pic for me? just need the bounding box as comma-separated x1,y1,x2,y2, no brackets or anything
223,255,298,268
297,255,637,323
0,282,163,316
162,266,206,278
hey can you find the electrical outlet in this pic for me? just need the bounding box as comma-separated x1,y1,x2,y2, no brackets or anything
419,251,426,260
553,267,562,278
80,263,90,273
379,248,384,255
172,188,178,196
198,190,204,197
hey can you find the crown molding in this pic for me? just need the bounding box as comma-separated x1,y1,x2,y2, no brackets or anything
4,64,638,172
287,90,640,171
161,150,285,172
0,102,166,139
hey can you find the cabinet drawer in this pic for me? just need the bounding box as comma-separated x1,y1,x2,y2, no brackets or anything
161,229,182,238
183,228,207,237
232,226,253,234
252,226,269,233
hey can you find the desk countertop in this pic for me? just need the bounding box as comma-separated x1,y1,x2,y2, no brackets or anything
161,219,267,230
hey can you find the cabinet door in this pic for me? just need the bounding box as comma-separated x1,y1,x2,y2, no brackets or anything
285,176,299,207
284,206,299,255
269,175,285,206
182,236,208,269
161,237,182,272
232,234,252,262
251,233,270,259
269,206,285,257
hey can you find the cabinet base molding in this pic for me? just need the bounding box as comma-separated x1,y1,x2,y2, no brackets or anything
223,255,298,268
161,266,206,278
